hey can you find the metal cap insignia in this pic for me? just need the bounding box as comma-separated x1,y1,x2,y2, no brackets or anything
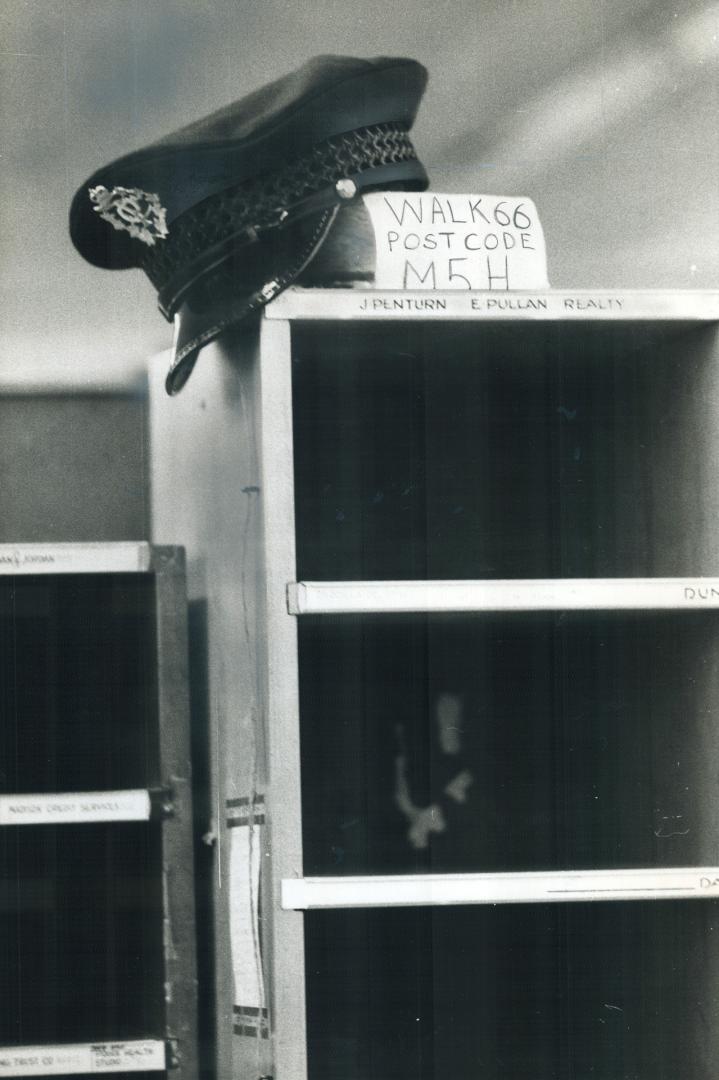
89,185,169,247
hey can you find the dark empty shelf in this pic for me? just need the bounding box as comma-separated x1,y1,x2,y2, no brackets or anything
299,611,719,876
0,823,165,1048
292,320,719,581
305,900,719,1080
0,574,159,795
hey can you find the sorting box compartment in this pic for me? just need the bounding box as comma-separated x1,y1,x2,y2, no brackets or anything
305,900,719,1080
292,321,719,581
0,823,164,1047
0,574,159,795
0,547,197,1080
299,611,719,876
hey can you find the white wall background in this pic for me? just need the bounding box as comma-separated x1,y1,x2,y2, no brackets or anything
1,0,718,388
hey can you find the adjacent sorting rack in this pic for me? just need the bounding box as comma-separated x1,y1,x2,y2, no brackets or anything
0,544,197,1079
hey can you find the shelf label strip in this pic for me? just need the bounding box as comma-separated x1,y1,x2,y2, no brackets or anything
0,543,151,575
266,287,719,322
282,867,719,910
288,578,719,615
0,790,152,825
0,1039,166,1076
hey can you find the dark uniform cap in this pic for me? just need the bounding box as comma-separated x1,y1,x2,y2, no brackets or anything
69,55,429,393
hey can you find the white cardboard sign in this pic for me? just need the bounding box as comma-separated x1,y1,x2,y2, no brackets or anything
363,192,549,291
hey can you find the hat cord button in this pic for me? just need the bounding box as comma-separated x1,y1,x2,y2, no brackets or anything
335,178,358,200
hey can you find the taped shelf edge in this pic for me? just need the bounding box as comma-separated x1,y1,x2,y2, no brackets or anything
287,577,719,615
282,867,719,910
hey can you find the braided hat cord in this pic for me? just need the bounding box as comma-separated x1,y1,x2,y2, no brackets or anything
141,122,418,292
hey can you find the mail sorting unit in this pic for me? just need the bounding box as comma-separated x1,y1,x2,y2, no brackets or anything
149,288,719,1080
0,544,197,1080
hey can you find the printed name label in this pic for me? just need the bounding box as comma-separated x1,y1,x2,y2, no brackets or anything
0,544,148,575
268,287,719,323
364,192,549,291
356,294,625,313
684,585,719,601
0,1040,165,1076
0,790,151,825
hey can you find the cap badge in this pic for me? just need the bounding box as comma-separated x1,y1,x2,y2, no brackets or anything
89,185,169,246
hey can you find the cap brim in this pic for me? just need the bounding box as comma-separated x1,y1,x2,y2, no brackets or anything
165,290,256,395
165,208,339,395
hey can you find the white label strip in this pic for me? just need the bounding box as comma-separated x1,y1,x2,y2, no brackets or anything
282,868,719,910
266,287,719,322
0,790,151,825
0,543,150,575
0,1039,165,1076
229,819,264,1013
288,578,719,615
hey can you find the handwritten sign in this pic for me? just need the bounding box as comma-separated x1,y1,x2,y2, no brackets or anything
363,192,549,291
0,789,151,825
0,1040,165,1076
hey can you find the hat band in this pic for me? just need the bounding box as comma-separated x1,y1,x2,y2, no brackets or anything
155,157,424,320
141,122,423,308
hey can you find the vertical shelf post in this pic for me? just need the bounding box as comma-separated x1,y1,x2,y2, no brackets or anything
152,547,200,1080
149,322,307,1080
257,318,308,1080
